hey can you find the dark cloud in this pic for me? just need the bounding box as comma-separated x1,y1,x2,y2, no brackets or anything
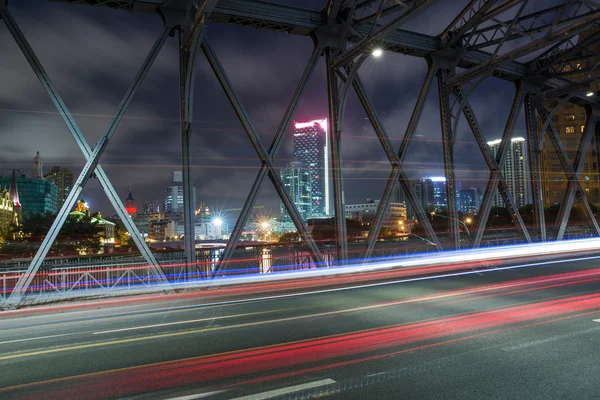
1,0,550,221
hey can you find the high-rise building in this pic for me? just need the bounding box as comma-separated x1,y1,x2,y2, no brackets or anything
488,137,529,208
396,178,435,219
0,171,58,217
293,119,329,217
45,166,74,206
541,28,600,206
280,158,312,225
32,151,43,179
125,190,136,217
459,187,482,214
164,170,196,215
141,201,161,215
429,177,448,208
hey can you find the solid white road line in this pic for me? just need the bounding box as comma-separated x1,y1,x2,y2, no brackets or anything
166,390,226,400
230,379,337,400
93,311,273,335
0,333,77,345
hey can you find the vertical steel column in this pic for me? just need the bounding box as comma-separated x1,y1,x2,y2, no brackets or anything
524,93,546,241
326,49,348,261
4,26,171,309
179,28,201,279
554,105,598,239
0,11,171,306
215,48,321,272
437,69,460,249
201,41,324,269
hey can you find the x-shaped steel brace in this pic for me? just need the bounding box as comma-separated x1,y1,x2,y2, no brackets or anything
202,42,324,273
1,13,173,308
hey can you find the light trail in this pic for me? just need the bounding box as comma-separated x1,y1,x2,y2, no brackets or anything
6,293,600,400
5,247,600,318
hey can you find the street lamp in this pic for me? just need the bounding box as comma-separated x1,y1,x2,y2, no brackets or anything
586,91,594,97
432,212,471,236
261,221,269,230
212,217,223,227
372,48,383,57
465,217,472,225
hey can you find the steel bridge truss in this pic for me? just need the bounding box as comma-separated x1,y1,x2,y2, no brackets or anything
1,0,600,308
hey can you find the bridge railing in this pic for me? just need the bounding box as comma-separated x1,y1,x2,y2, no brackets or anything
2,228,599,308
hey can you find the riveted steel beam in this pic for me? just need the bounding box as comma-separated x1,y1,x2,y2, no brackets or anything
326,49,349,261
438,69,460,249
524,93,546,241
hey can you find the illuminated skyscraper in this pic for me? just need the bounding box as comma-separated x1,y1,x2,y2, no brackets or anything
428,176,448,208
487,137,529,208
280,158,312,225
293,119,329,217
164,170,196,215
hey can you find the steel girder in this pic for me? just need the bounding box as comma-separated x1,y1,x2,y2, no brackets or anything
55,0,600,104
214,47,322,273
552,105,600,240
332,0,438,69
537,107,600,240
440,0,498,49
448,10,600,87
201,40,325,272
437,69,460,249
326,49,349,262
0,13,173,309
524,93,546,241
453,84,531,247
177,0,219,279
465,2,600,51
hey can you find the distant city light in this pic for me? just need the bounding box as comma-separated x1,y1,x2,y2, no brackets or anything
212,217,223,227
586,91,594,97
428,176,446,182
261,221,270,229
372,48,383,57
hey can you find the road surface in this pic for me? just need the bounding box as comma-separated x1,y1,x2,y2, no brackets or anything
1,253,600,399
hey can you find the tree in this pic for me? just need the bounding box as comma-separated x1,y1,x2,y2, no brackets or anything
21,212,56,239
279,231,300,242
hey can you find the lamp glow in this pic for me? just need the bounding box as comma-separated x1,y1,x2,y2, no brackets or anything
213,217,223,226
586,91,594,97
372,48,383,57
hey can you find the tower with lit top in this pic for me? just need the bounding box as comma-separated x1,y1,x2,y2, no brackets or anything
293,119,329,217
125,190,136,217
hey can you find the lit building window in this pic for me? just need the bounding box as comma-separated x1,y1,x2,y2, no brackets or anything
566,126,575,134
565,114,575,121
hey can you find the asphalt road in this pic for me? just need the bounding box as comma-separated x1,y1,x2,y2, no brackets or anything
1,254,600,399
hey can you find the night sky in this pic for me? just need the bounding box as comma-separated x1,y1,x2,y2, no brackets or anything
0,0,561,223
